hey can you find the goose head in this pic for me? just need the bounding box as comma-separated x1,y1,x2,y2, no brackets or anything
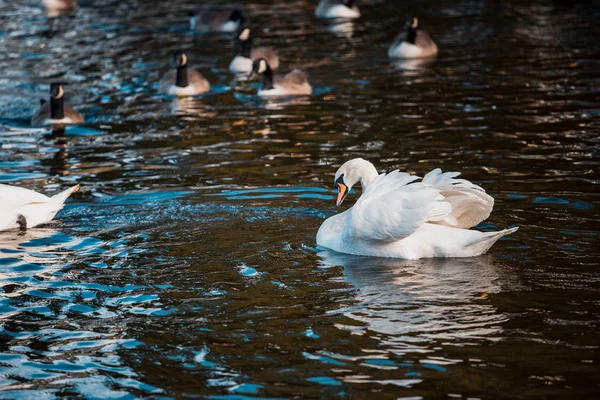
50,83,64,99
188,11,197,30
237,27,251,42
333,158,379,206
249,58,271,78
174,51,188,68
229,9,245,25
408,16,419,29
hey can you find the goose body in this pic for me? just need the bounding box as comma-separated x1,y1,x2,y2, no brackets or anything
229,28,279,74
388,17,438,59
189,8,244,33
0,184,80,231
315,0,360,19
251,59,312,96
31,83,84,127
159,52,210,97
316,159,517,259
43,0,77,15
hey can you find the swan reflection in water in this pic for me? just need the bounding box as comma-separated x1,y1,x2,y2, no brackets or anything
318,250,513,349
0,228,74,266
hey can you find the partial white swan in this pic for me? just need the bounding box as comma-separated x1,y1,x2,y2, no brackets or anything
0,184,80,231
316,158,517,259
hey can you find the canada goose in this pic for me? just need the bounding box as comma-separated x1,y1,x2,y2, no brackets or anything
0,184,80,231
250,59,312,96
315,0,360,19
189,8,244,33
159,51,210,97
229,28,280,74
43,0,77,17
388,17,438,59
31,83,84,127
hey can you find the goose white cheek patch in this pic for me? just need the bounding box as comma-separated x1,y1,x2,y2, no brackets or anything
239,29,250,41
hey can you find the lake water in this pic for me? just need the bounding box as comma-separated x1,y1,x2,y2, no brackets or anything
1,0,599,398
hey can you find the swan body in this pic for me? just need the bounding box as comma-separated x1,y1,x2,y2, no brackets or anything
315,0,360,19
0,184,80,231
316,158,517,259
388,17,438,59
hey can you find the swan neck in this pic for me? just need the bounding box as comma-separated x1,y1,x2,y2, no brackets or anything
359,163,378,189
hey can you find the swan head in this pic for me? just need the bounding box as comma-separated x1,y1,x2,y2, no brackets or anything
333,158,378,206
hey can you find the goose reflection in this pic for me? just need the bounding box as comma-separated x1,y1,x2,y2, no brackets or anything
325,21,355,39
391,57,436,75
261,96,312,111
318,250,510,343
47,127,70,177
170,97,216,119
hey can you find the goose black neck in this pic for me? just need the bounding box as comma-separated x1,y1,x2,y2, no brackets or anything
176,65,189,88
240,37,252,58
50,96,64,119
407,25,417,44
346,0,356,7
262,64,274,91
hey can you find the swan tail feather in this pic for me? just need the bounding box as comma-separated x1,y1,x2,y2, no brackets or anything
51,184,80,205
465,227,518,256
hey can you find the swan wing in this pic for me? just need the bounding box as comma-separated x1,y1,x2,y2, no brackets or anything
344,171,453,243
423,169,494,229
0,184,50,208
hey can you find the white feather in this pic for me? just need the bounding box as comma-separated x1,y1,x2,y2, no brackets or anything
167,84,202,97
315,1,360,19
220,21,239,33
388,42,423,59
0,184,79,231
229,55,254,74
422,168,494,229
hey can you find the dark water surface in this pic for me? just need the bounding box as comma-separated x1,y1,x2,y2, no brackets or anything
1,0,599,398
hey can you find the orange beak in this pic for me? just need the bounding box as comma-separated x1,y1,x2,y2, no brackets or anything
336,183,348,206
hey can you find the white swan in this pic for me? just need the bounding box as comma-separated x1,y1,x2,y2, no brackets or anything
0,184,80,231
316,159,517,259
